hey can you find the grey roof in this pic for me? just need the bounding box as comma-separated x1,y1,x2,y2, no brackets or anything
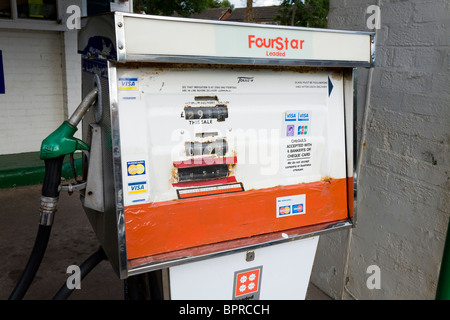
186,7,232,20
226,5,280,22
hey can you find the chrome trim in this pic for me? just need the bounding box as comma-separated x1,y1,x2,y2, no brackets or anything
127,219,353,276
119,12,375,36
39,196,58,226
352,68,358,226
124,54,372,68
108,61,128,279
370,34,376,67
114,14,127,62
342,68,354,227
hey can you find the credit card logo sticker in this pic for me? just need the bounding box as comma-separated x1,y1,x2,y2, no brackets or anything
276,194,306,218
298,125,308,135
118,77,138,90
127,160,146,176
285,112,297,121
286,125,295,136
298,112,310,121
292,203,304,214
279,206,291,216
283,110,311,136
128,181,147,194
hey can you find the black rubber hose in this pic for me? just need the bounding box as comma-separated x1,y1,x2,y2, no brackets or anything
8,157,64,300
53,247,106,300
8,225,52,300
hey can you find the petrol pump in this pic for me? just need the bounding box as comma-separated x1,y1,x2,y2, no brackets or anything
9,12,374,300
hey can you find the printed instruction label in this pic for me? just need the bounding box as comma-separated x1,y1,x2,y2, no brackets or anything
276,194,306,218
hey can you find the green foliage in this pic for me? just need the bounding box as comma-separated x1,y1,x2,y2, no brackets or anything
135,0,233,17
276,0,329,28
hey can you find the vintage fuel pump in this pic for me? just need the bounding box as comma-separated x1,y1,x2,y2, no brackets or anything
10,12,374,300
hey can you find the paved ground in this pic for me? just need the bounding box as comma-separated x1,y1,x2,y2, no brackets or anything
0,183,331,300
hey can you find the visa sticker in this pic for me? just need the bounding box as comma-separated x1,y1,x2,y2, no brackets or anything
127,160,146,176
118,77,138,90
128,181,147,194
298,112,310,121
285,111,297,121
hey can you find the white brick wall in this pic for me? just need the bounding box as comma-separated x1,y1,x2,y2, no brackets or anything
311,0,450,299
0,29,80,155
0,30,63,154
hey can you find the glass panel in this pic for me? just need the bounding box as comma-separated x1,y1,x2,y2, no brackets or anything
0,0,12,19
16,0,57,20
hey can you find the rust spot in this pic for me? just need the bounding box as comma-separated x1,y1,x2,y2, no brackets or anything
169,167,178,184
321,176,333,183
227,162,236,177
227,150,237,176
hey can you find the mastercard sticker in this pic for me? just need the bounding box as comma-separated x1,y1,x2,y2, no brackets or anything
279,206,291,216
127,160,146,176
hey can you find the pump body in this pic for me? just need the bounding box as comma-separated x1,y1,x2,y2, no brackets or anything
77,12,374,298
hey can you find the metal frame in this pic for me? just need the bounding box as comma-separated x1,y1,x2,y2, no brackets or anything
107,61,129,279
79,12,375,68
107,64,359,277
352,68,359,226
370,34,376,67
118,13,374,67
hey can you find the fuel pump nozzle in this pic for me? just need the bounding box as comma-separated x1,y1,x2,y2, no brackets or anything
39,87,98,224
40,87,98,162
8,88,98,300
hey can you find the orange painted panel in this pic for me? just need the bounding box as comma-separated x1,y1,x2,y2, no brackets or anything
124,177,350,260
